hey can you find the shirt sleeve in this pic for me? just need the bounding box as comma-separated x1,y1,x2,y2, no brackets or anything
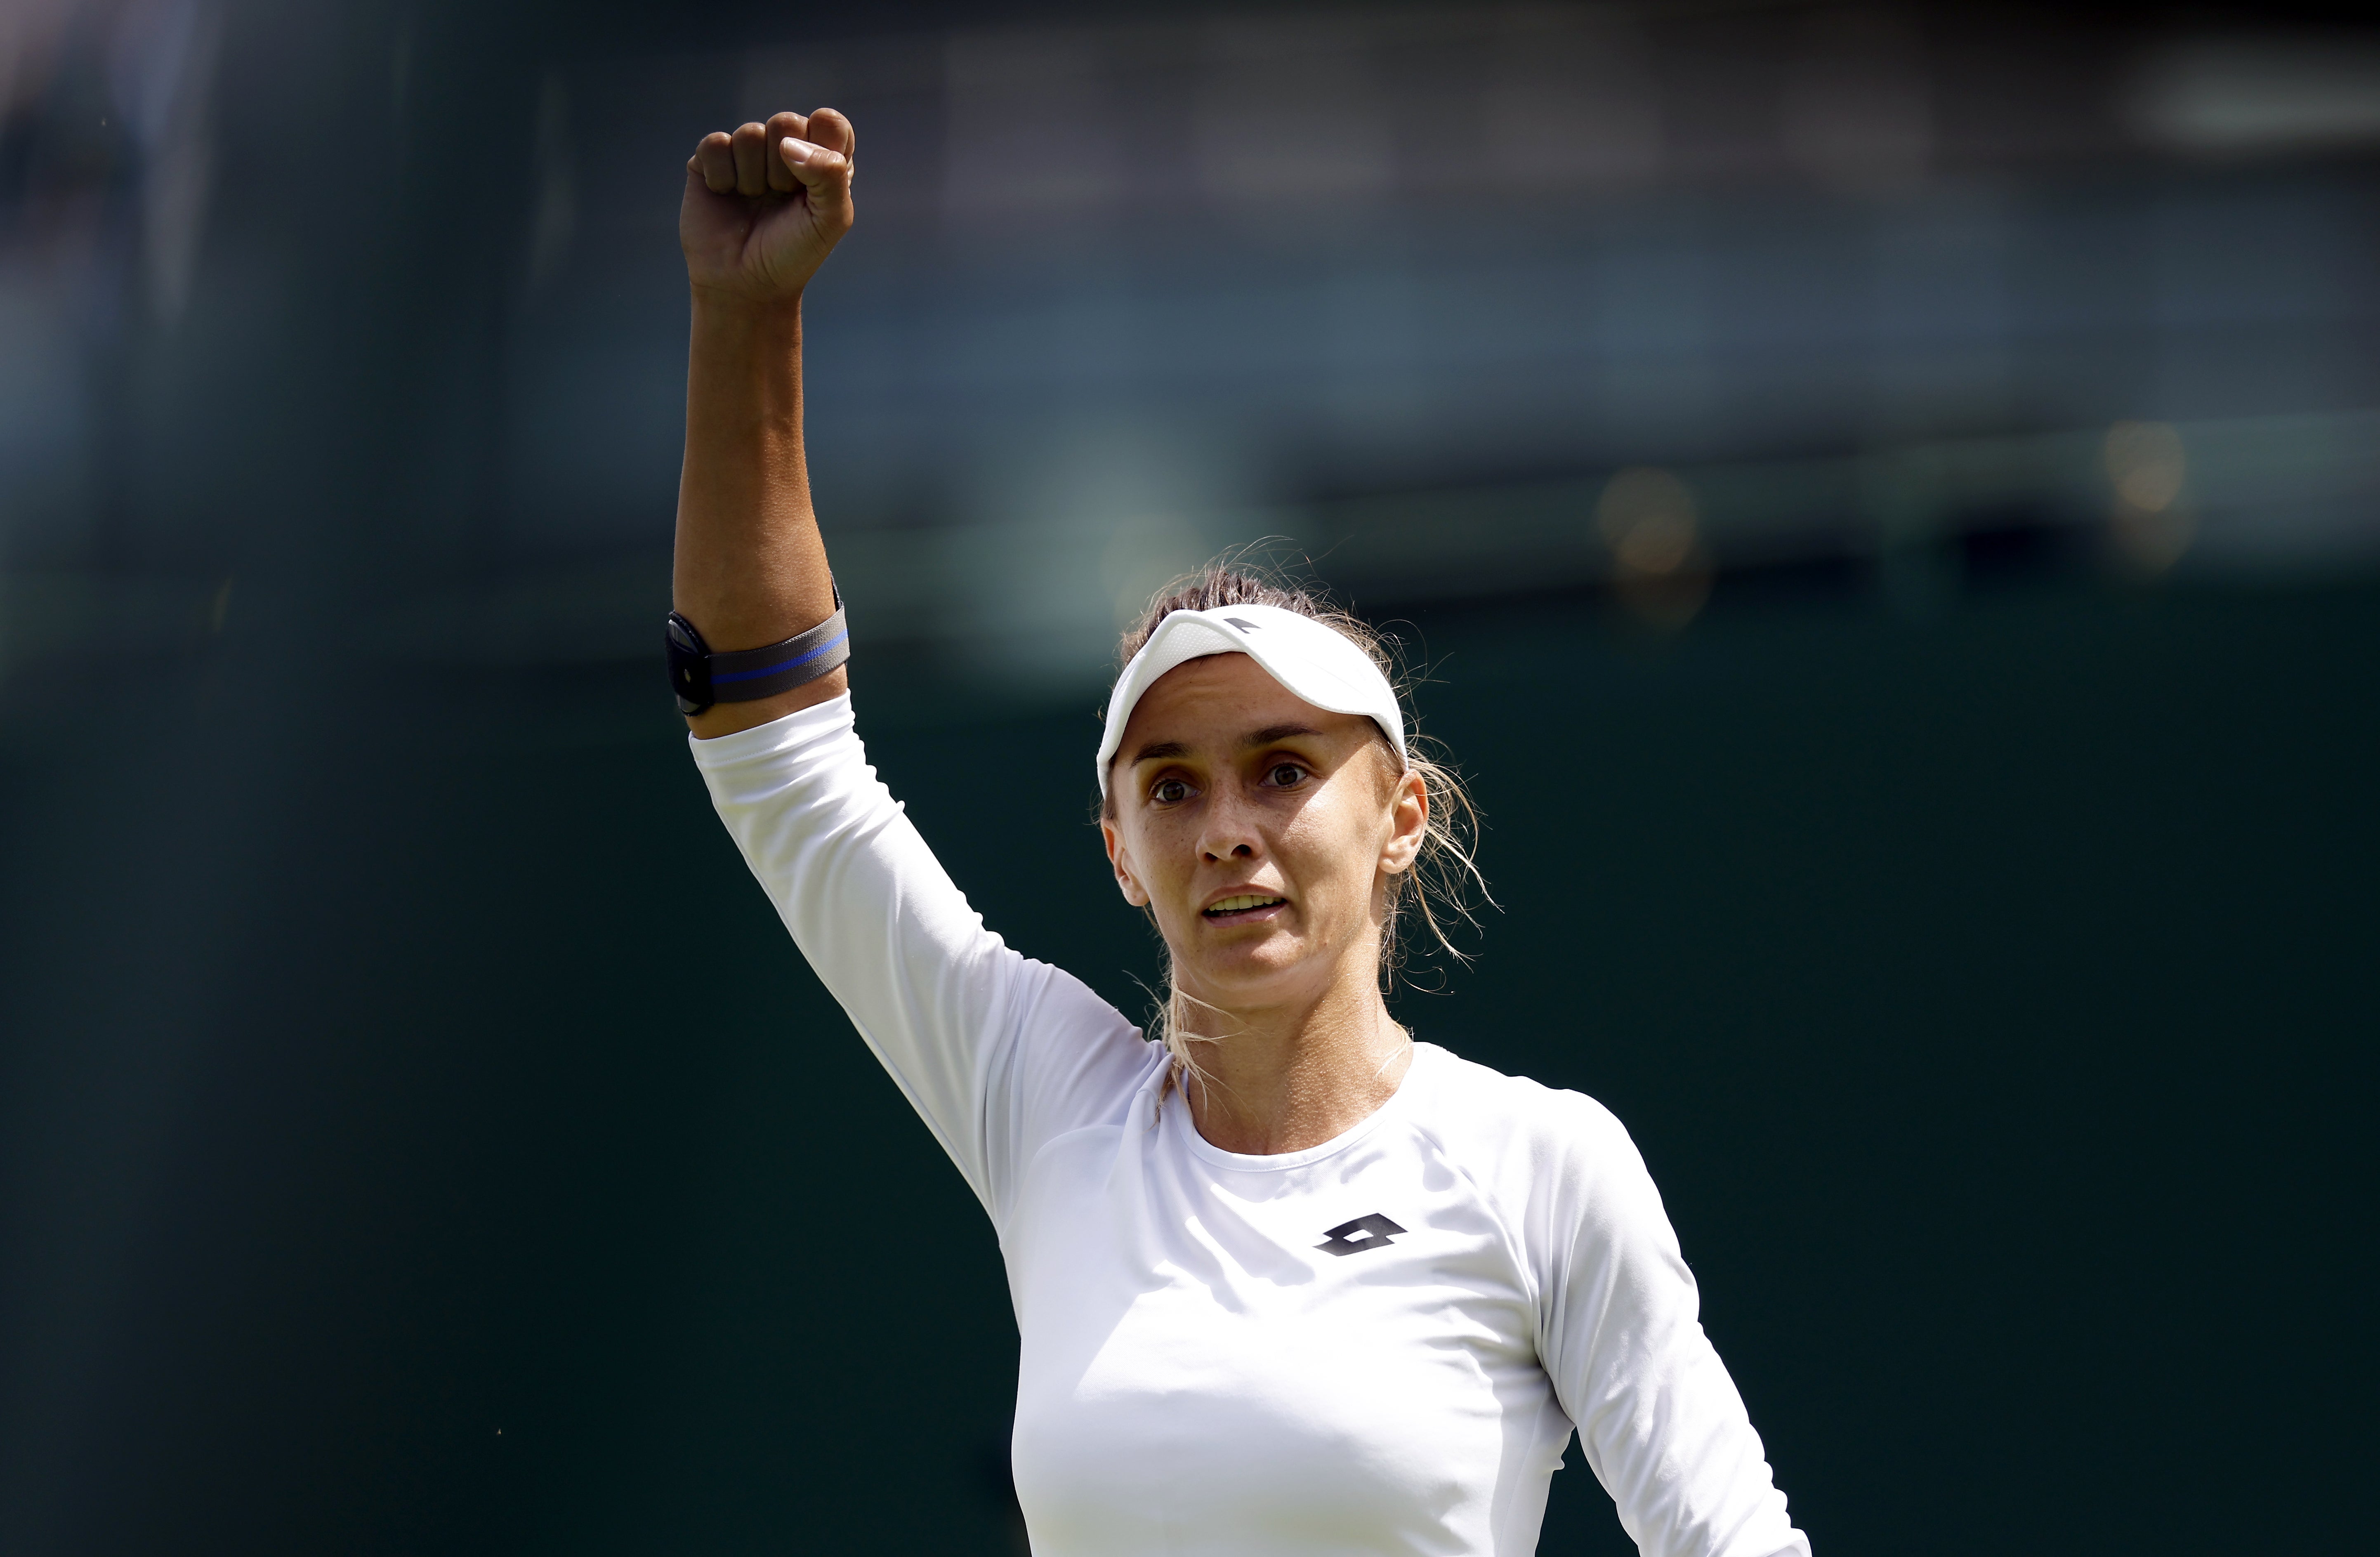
1533,1098,1812,1557
689,693,1154,1225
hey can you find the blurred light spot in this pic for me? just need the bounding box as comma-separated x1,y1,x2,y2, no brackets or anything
2127,36,2380,154
2104,420,2193,573
1596,467,1710,628
208,576,232,632
2105,420,2186,511
2111,502,2195,575
1597,467,1696,573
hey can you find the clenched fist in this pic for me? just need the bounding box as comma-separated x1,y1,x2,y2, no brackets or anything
681,109,855,305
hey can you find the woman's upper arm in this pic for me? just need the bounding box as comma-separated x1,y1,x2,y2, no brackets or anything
1536,1104,1811,1557
691,694,1146,1215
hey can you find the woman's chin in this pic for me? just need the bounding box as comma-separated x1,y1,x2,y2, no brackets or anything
1175,942,1330,1011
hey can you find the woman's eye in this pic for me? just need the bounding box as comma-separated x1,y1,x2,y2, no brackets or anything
1267,763,1307,787
1152,779,1191,804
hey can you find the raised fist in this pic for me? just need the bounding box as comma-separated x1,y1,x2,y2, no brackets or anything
681,109,855,305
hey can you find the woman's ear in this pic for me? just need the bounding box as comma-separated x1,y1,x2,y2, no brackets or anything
1381,766,1428,876
1101,814,1151,907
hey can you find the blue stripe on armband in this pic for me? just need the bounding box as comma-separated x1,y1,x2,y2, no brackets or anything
710,629,850,685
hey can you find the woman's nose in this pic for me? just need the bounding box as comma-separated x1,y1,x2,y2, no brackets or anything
1199,801,1261,863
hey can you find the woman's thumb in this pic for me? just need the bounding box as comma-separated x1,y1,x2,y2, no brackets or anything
781,137,852,210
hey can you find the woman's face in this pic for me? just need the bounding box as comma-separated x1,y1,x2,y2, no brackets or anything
1100,653,1426,1015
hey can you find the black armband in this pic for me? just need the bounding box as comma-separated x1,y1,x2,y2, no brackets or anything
665,587,849,715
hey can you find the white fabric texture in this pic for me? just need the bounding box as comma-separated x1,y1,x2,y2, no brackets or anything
1095,604,1407,795
693,692,1810,1557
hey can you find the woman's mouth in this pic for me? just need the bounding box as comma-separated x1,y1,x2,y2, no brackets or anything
1203,893,1287,922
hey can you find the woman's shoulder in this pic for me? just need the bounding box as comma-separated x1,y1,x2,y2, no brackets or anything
1411,1041,1628,1139
1404,1042,1656,1204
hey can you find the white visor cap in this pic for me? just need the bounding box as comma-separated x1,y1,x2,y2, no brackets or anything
1095,603,1406,798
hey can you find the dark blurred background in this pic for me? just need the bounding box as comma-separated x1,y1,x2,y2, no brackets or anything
2,1,2375,1552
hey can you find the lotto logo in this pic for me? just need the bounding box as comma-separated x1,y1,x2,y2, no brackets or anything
1316,1213,1407,1257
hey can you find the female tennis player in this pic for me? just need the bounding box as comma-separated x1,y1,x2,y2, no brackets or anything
671,109,1810,1557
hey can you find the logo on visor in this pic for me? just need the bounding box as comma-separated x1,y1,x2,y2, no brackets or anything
1316,1213,1407,1257
1224,616,1260,631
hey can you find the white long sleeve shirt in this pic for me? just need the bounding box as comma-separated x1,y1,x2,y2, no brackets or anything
692,694,1809,1557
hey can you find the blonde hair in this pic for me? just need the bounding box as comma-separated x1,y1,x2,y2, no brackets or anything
1102,561,1489,1104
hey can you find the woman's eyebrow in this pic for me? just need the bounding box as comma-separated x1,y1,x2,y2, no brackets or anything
1130,725,1320,766
1242,723,1323,748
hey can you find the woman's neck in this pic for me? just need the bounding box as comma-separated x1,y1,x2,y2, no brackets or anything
1177,964,1413,1156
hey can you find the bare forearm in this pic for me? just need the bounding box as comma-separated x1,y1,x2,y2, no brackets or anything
670,107,856,737
672,293,845,735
